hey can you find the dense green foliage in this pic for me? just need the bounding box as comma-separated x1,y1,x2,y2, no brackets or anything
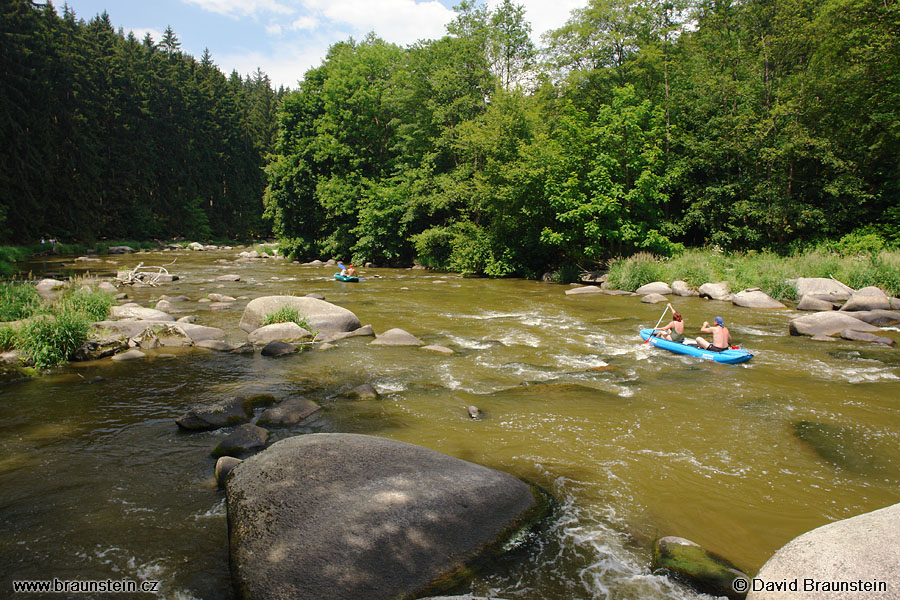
3,0,898,277
606,248,900,299
0,0,279,244
264,0,899,275
0,282,42,321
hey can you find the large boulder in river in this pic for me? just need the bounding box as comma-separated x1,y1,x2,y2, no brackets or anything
849,310,900,327
671,280,699,297
794,277,854,301
698,282,732,301
109,303,174,321
211,423,269,458
636,281,672,295
226,433,545,600
239,296,360,335
747,502,900,600
797,295,838,311
788,312,879,337
247,322,313,345
839,286,891,312
731,288,786,309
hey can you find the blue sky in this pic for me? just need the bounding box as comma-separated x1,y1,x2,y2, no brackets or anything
58,0,587,89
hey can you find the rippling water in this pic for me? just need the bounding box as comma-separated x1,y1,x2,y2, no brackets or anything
2,249,899,599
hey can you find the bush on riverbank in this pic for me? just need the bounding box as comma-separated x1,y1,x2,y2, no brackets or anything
607,248,900,300
0,283,113,368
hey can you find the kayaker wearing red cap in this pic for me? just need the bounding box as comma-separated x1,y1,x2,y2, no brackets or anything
697,316,732,352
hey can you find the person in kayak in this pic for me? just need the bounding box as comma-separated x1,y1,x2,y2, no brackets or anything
697,316,732,352
653,304,685,342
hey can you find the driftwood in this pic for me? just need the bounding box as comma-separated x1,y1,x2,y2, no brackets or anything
117,260,176,286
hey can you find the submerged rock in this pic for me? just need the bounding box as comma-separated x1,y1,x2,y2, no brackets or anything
344,383,379,399
848,309,900,327
111,349,145,362
422,344,454,354
176,396,255,431
652,536,749,600
748,503,900,600
211,423,269,458
839,330,894,346
260,340,298,357
564,285,603,295
226,433,546,600
794,421,894,477
257,397,322,426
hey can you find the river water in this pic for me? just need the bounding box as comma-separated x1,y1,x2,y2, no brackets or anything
2,249,899,599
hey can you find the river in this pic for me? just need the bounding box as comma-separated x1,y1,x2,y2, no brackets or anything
2,248,899,599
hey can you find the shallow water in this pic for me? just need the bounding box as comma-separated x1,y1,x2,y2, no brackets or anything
2,249,899,599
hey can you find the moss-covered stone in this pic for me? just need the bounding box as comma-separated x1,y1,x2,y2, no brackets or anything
652,536,749,599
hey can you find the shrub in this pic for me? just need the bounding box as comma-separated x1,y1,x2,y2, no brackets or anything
606,252,669,291
830,230,885,256
0,282,43,322
18,312,90,369
412,226,454,270
261,306,312,332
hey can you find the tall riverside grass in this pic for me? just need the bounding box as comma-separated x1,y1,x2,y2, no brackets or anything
605,249,900,300
261,307,313,332
1,281,114,369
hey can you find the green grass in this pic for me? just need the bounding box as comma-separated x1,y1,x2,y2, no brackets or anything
0,282,43,322
261,306,313,331
0,280,114,369
605,248,900,300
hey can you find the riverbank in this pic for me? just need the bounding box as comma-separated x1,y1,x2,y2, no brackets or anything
605,248,900,300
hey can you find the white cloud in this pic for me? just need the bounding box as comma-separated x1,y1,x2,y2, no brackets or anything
297,0,454,45
289,16,320,31
183,0,295,18
128,27,165,43
486,0,586,45
217,39,334,88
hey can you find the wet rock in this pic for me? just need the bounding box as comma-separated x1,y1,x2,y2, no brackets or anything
257,397,322,426
641,293,668,304
788,311,879,337
209,302,234,310
348,324,375,337
422,345,454,354
467,406,481,419
839,330,895,346
110,304,174,321
671,280,699,297
370,328,424,346
794,277,854,300
98,281,118,294
155,299,174,312
345,383,378,399
176,315,198,324
601,289,635,296
248,323,313,345
636,281,672,295
177,396,254,430
230,342,255,355
305,292,325,300
840,286,892,312
652,536,749,600
225,433,545,600
564,285,603,295
698,282,732,301
732,288,786,309
240,296,361,335
216,274,241,282
215,456,243,487
195,340,236,352
579,271,607,284
317,342,336,351
797,295,838,311
211,423,269,458
849,309,900,327
111,349,145,362
74,336,129,361
748,503,900,600
260,340,298,357
208,293,236,302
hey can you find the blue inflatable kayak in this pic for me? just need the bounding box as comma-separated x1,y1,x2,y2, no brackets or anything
334,273,359,282
639,329,753,364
